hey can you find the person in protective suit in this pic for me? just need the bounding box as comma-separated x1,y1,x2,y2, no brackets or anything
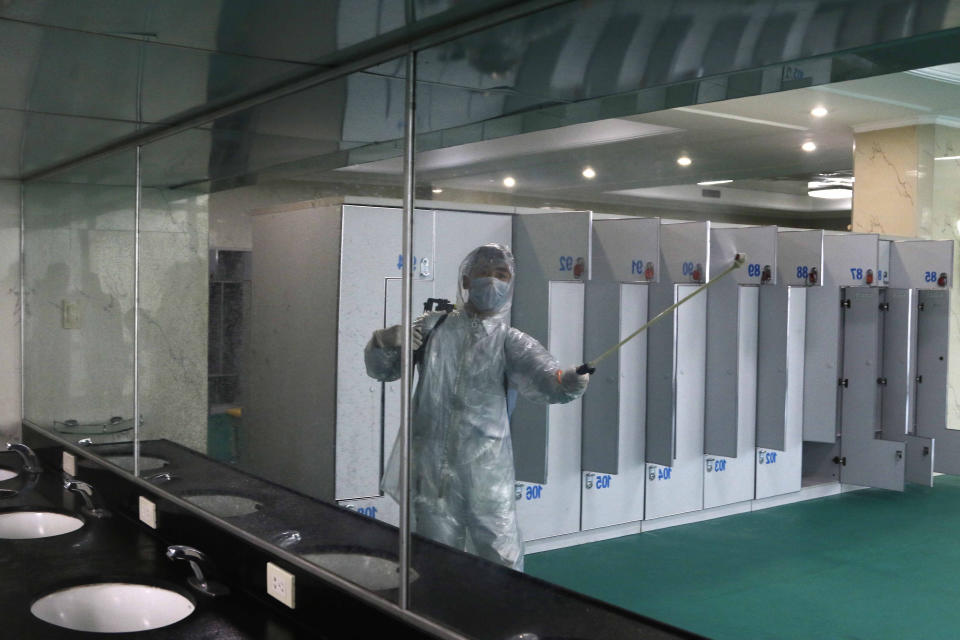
364,243,589,571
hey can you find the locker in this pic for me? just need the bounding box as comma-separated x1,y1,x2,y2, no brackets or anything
703,225,775,509
645,221,709,520
512,212,592,541
756,229,821,498
581,217,658,531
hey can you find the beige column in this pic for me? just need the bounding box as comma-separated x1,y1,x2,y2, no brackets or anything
853,124,960,429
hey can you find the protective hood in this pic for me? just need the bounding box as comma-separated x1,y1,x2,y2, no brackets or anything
457,243,515,319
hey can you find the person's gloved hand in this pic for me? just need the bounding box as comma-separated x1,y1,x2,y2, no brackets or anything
372,325,423,350
559,366,590,394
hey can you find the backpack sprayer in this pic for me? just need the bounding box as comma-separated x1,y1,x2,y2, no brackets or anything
575,253,747,375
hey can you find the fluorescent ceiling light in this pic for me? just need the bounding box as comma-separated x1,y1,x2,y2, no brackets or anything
811,106,828,117
582,166,596,179
431,187,443,193
676,156,692,166
674,106,808,130
808,186,852,199
502,176,516,188
935,155,960,161
697,179,732,186
801,141,817,152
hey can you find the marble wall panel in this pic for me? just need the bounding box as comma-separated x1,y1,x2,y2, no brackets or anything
852,126,918,237
138,189,209,452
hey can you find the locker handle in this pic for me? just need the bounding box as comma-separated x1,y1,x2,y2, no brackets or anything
878,302,889,311
877,377,887,386
916,375,923,384
839,378,849,388
833,456,847,466
841,299,851,308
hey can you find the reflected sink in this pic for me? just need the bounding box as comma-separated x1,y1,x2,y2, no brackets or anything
0,511,84,539
0,467,17,481
301,551,419,591
103,455,168,472
183,493,261,518
31,582,195,633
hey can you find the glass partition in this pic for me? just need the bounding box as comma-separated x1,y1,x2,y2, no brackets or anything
135,57,408,601
22,151,138,460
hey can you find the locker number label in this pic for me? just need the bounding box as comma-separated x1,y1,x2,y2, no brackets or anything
706,458,727,472
850,267,864,280
758,450,778,465
525,485,543,500
796,266,810,279
746,263,762,278
924,271,939,283
586,474,612,490
648,466,672,481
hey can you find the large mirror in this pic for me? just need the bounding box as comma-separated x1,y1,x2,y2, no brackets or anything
18,0,960,636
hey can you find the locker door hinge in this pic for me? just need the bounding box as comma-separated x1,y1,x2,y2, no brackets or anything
833,456,847,466
916,375,923,384
877,377,888,386
839,378,849,388
919,302,925,311
878,302,890,311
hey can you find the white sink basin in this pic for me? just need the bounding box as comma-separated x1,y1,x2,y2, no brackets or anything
301,551,418,591
0,467,17,481
183,494,261,518
104,455,168,472
0,511,84,539
31,582,195,633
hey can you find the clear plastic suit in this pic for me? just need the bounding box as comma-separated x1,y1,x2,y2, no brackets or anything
364,243,588,571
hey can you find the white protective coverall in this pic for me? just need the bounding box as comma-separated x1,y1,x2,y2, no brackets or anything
364,243,588,570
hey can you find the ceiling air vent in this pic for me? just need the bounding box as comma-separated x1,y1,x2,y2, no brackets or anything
701,189,721,199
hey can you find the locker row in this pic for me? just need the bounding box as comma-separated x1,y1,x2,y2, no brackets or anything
283,204,953,545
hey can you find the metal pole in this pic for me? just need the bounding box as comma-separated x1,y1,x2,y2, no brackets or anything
18,182,24,439
133,145,142,476
398,50,416,610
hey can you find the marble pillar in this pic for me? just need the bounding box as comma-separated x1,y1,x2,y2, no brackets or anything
853,124,960,429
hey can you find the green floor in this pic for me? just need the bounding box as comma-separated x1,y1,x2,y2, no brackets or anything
526,477,960,640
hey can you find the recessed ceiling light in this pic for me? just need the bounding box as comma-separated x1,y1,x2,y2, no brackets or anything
808,186,852,199
697,179,732,186
431,187,443,194
801,141,817,152
502,176,516,188
582,166,596,179
811,106,828,118
676,155,692,167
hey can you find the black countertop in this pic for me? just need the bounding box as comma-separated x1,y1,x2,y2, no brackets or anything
17,428,705,640
0,450,312,640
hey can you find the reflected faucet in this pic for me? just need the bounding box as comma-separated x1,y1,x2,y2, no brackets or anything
269,530,302,549
166,545,230,596
7,443,42,473
63,480,110,518
146,472,176,484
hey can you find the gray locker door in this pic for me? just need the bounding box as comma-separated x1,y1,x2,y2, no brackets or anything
840,288,882,441
581,282,625,473
704,277,739,457
904,435,934,487
645,281,678,466
915,290,960,474
803,283,842,442
880,289,916,441
756,286,788,450
841,436,905,491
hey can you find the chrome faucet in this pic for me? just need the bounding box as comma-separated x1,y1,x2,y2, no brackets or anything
7,442,42,473
166,545,229,596
63,480,110,518
146,472,176,484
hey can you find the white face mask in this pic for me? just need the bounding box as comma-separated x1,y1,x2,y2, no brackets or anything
468,277,510,311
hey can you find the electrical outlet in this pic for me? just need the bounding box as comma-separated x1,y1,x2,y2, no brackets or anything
62,452,76,477
62,300,80,329
266,562,295,608
138,496,157,529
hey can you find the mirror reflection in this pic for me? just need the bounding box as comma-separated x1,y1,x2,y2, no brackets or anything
15,1,960,635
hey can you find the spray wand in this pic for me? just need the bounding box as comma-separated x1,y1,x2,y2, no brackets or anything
575,253,747,375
